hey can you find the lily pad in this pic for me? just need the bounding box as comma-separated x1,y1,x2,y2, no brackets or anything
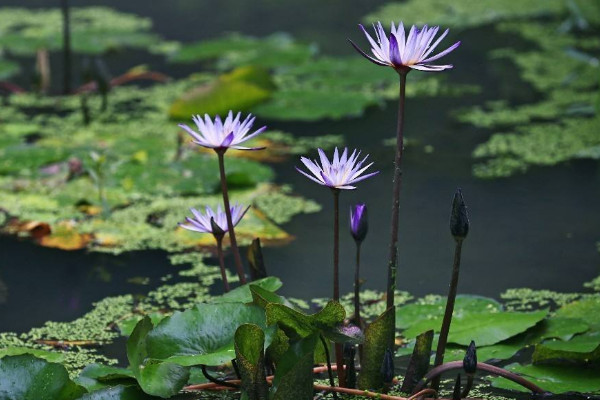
533,332,600,364
0,354,85,400
169,66,274,120
170,33,315,70
127,317,190,398
212,277,282,304
396,295,502,330
490,362,600,393
403,308,548,347
555,297,600,329
143,303,275,367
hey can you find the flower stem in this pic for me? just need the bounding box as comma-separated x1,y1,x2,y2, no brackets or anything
332,188,340,301
331,188,346,387
216,150,246,284
353,243,362,327
215,235,230,293
387,69,408,310
431,238,464,391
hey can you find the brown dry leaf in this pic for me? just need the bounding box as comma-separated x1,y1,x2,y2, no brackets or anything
39,222,92,250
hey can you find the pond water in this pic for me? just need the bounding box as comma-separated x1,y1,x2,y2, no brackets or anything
1,0,599,338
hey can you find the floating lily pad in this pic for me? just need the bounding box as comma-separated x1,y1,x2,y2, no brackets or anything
0,7,170,55
170,33,315,70
212,277,282,304
490,362,600,393
555,297,600,329
396,295,502,330
364,0,567,28
169,66,274,120
533,332,600,364
142,303,275,367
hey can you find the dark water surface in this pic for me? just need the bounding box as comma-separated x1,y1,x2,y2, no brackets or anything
1,1,599,333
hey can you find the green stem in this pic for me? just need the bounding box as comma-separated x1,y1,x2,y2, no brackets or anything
333,189,340,301
432,238,464,391
386,70,408,310
216,150,246,284
354,243,362,327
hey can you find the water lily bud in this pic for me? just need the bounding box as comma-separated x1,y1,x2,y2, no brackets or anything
463,340,477,375
452,374,462,400
450,188,469,240
350,203,368,243
380,348,395,384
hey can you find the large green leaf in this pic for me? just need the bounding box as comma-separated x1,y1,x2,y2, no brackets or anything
170,33,315,69
252,88,376,121
169,66,273,120
441,316,590,362
265,301,351,343
74,364,136,392
127,317,190,398
234,324,268,400
396,295,502,330
447,309,548,346
403,308,548,346
77,385,154,400
144,303,274,366
533,332,600,364
270,334,318,400
357,307,395,390
0,354,85,400
490,363,600,393
0,346,65,363
555,297,600,329
213,277,282,304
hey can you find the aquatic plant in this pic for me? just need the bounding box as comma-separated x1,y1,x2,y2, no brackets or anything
432,189,470,390
180,204,250,292
349,203,368,327
350,21,460,350
296,147,378,301
296,147,378,387
180,111,268,284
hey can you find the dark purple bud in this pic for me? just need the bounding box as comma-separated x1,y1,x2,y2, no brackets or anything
210,217,225,240
380,348,395,384
463,340,477,375
450,189,469,240
452,374,462,400
350,203,368,243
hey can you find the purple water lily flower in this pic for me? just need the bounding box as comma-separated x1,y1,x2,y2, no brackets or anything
179,204,250,234
296,147,379,190
350,203,368,243
178,111,266,151
350,21,460,72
